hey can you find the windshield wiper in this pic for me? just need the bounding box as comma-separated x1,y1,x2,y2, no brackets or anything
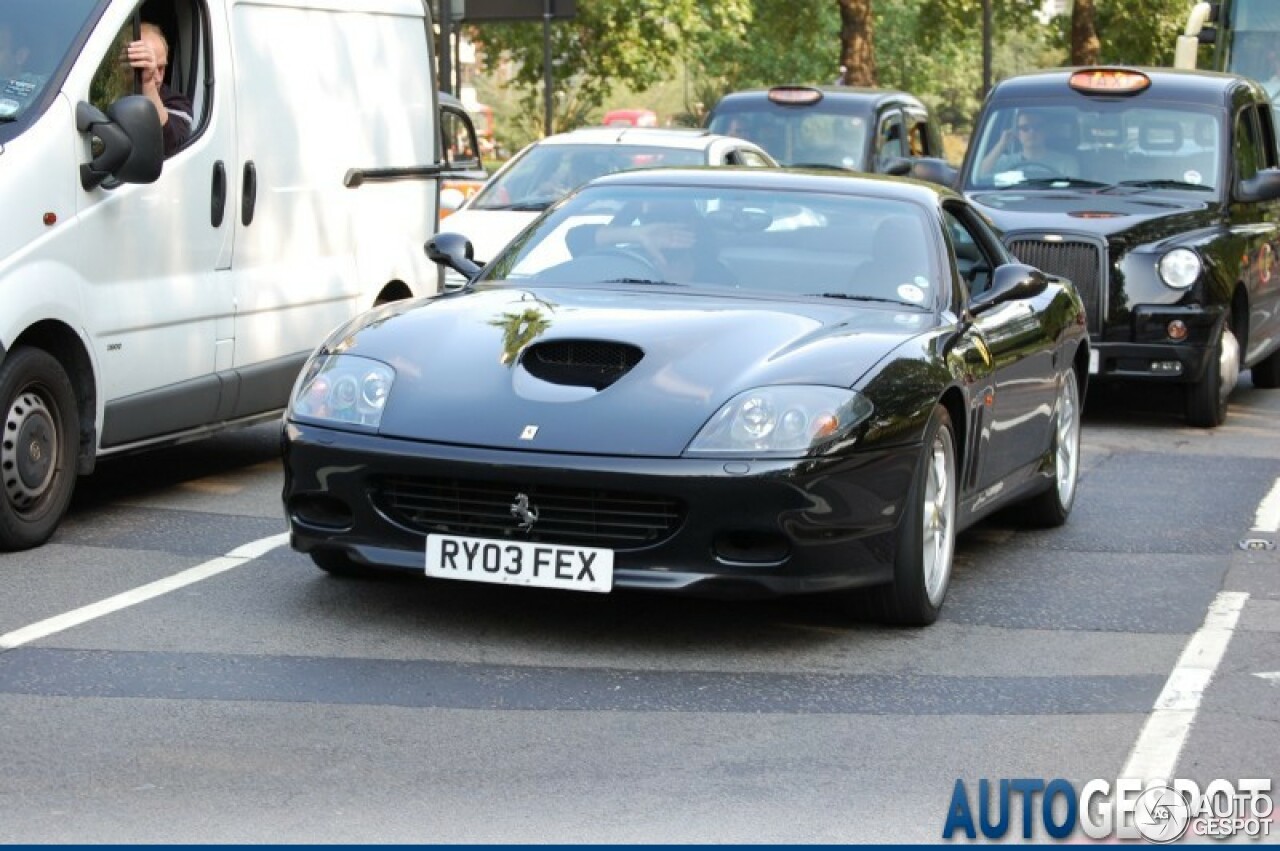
479,200,555,212
603,277,682,285
809,292,916,305
1101,179,1213,193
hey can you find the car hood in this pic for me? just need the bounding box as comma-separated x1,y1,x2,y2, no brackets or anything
967,189,1213,239
438,209,541,264
352,286,929,456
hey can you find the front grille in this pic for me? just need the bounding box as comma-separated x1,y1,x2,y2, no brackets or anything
522,340,643,390
1006,238,1104,333
375,476,684,548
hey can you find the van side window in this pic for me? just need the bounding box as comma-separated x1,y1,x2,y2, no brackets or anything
87,1,206,152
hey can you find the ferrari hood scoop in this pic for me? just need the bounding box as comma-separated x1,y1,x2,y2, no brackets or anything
520,339,644,391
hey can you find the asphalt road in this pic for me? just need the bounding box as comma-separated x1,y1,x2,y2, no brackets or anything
0,377,1277,842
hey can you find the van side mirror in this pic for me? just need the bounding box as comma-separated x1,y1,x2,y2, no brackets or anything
76,96,164,190
881,156,913,176
969,263,1048,315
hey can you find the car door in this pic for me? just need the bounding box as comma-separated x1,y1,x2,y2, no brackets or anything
944,202,1057,492
1232,101,1280,365
73,0,237,446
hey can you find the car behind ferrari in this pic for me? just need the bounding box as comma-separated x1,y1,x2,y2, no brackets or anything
282,169,1089,625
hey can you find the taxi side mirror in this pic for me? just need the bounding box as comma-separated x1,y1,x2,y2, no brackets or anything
1237,168,1280,203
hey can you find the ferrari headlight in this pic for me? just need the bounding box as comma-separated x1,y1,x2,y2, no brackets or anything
290,354,395,429
1158,248,1201,289
686,386,874,456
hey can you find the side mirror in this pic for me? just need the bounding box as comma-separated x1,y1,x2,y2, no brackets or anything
969,263,1049,315
910,157,959,189
425,232,483,281
881,156,913,177
1237,168,1280,203
76,96,163,190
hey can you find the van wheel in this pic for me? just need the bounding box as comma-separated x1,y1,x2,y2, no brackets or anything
0,348,81,551
1186,326,1239,428
1250,346,1280,389
847,404,957,626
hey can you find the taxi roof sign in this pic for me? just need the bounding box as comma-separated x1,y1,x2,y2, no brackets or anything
768,86,824,105
1068,69,1152,95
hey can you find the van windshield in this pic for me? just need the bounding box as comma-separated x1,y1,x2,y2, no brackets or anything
0,0,97,125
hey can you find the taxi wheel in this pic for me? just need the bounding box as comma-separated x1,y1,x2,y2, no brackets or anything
1250,346,1280,389
855,405,957,626
0,347,80,552
1186,326,1239,428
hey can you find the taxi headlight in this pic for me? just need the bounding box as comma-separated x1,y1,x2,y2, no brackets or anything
289,354,395,430
1158,248,1201,289
685,386,874,457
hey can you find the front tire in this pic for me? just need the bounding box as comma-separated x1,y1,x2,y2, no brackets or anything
0,347,81,551
861,405,958,626
1019,371,1082,528
1186,326,1239,428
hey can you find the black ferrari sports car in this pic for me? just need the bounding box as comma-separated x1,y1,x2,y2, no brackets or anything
282,168,1089,625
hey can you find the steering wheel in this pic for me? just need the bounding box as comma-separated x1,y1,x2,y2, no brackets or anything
584,246,664,280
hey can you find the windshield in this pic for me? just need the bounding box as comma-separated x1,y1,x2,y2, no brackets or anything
708,107,869,170
965,103,1223,193
0,0,97,125
468,143,707,211
480,183,940,307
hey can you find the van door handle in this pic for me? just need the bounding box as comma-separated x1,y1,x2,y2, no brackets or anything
211,160,226,228
241,161,257,226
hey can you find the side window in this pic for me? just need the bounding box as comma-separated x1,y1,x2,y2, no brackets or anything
441,106,481,169
1234,108,1262,183
876,110,906,169
943,203,999,298
906,109,930,157
89,20,134,114
735,149,771,167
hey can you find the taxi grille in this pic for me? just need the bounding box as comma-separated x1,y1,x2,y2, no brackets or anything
374,476,684,548
1006,237,1104,333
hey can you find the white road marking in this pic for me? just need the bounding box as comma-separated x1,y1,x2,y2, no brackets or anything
0,533,288,652
1120,590,1248,782
1255,672,1280,683
1252,477,1280,532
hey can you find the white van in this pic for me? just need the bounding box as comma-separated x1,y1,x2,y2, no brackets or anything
0,0,442,550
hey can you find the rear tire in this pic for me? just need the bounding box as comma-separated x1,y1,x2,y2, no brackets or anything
1019,371,1081,528
0,347,81,551
855,404,958,626
1186,326,1238,428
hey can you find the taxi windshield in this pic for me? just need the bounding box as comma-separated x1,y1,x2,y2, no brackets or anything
966,104,1223,194
0,0,96,128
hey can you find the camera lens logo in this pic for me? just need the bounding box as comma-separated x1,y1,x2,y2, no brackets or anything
1134,785,1191,843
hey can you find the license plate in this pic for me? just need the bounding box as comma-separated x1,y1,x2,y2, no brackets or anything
425,534,614,593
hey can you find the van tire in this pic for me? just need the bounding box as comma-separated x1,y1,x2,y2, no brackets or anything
0,348,81,551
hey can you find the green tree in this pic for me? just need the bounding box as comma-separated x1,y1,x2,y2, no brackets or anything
469,0,750,136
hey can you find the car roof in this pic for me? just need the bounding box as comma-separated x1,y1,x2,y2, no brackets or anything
711,85,927,112
536,126,742,149
986,65,1258,106
584,166,958,205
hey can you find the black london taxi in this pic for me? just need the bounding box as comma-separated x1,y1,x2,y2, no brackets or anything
947,67,1280,427
706,85,943,175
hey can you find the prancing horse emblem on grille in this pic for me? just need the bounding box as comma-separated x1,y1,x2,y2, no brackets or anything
510,493,539,531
